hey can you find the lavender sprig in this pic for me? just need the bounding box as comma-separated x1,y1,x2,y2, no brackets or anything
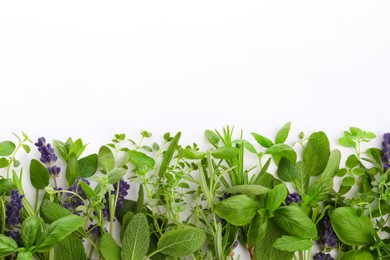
35,137,61,176
313,252,334,260
5,189,24,241
318,216,338,250
102,179,130,218
63,178,90,214
382,133,390,172
285,192,301,205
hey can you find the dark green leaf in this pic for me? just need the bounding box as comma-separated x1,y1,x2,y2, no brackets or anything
40,200,72,224
0,179,16,195
205,130,220,147
79,181,95,200
0,141,16,156
21,216,41,248
98,145,115,173
265,144,297,165
274,206,317,239
275,122,291,144
264,183,287,212
273,236,312,252
225,185,269,196
306,178,333,205
157,228,206,257
277,157,298,182
57,232,87,260
215,194,259,226
0,234,18,257
158,132,181,177
329,207,375,246
251,133,273,148
53,140,68,160
78,154,98,178
100,233,121,260
121,213,149,260
211,147,240,159
35,215,84,252
107,168,127,184
339,250,374,260
29,159,50,189
303,131,330,176
247,212,268,245
66,153,79,186
293,161,309,194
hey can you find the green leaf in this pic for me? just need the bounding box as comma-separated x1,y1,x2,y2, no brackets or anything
121,213,149,260
225,185,269,196
275,122,291,144
57,232,87,260
232,139,257,154
254,219,294,260
303,131,330,176
251,133,273,148
247,212,268,245
21,216,41,248
79,180,95,200
29,159,50,189
78,154,98,178
53,140,68,160
107,168,127,184
306,178,333,205
211,147,240,159
98,145,115,173
0,234,18,257
120,212,134,241
274,206,317,239
66,153,79,186
342,176,355,187
352,168,365,176
264,183,288,212
22,144,31,154
265,144,297,165
215,195,259,226
100,233,121,260
40,200,72,224
128,150,155,173
0,179,16,195
346,154,359,168
273,236,312,252
158,132,181,177
0,141,16,156
277,157,298,182
182,148,206,160
321,149,341,179
205,130,220,147
0,158,8,168
16,250,33,260
350,127,364,137
338,137,357,149
157,228,206,257
68,138,86,159
292,161,309,194
329,207,375,246
35,215,84,252
339,249,374,260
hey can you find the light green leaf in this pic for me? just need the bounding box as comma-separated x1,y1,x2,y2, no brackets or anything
293,161,309,194
339,249,374,260
0,234,18,257
53,140,68,160
107,168,127,184
158,132,181,177
321,149,341,179
306,178,333,205
21,216,41,248
251,133,273,148
100,233,121,260
128,150,155,173
303,131,330,176
0,158,8,168
205,130,220,147
211,147,240,159
0,141,16,156
66,153,79,186
98,145,115,173
225,185,269,196
265,144,297,165
182,148,206,160
264,183,287,212
275,122,291,144
121,213,149,260
338,137,357,149
157,228,206,257
29,159,50,189
40,200,72,224
232,139,257,154
273,236,312,252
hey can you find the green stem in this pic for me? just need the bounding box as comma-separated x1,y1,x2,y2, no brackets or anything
34,189,39,212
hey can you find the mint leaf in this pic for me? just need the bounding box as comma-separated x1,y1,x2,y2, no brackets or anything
273,236,312,252
303,131,330,176
293,161,309,194
57,233,87,260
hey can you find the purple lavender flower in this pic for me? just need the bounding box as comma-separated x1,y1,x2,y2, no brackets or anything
318,216,338,249
4,230,21,241
86,224,106,237
35,137,61,176
313,252,334,260
5,190,24,227
382,133,390,172
102,179,130,218
285,192,301,205
63,178,90,214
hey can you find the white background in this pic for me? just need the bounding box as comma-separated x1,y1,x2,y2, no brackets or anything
0,1,390,259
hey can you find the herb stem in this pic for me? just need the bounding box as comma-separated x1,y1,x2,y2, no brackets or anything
34,188,39,212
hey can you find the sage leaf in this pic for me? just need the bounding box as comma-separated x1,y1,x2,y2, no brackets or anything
78,154,98,178
57,233,87,260
157,228,206,257
275,122,291,144
121,213,149,260
321,149,341,179
158,132,181,177
35,215,84,252
107,168,127,184
225,185,269,196
273,236,312,252
303,131,330,176
0,234,17,257
40,199,72,223
21,216,41,248
98,145,115,173
29,159,50,190
329,207,375,246
100,233,121,260
215,194,259,226
0,141,16,156
277,157,298,182
339,249,374,260
274,206,317,239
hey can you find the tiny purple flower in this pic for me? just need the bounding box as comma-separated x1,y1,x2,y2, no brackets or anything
382,133,390,172
5,190,24,227
313,252,334,260
102,179,130,218
35,137,61,177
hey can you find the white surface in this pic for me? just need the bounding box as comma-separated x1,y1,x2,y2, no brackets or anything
0,1,389,259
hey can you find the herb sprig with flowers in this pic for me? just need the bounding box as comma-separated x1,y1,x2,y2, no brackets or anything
1,125,390,259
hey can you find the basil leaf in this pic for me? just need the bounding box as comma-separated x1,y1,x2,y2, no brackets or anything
215,194,259,226
251,132,273,148
0,234,17,257
274,206,317,239
277,157,298,182
225,185,269,196
306,178,333,205
264,183,287,213
29,159,50,190
303,131,330,176
273,236,313,252
21,216,41,248
157,228,206,257
293,161,309,194
57,232,87,260
35,215,84,252
16,250,33,260
158,132,181,177
100,233,121,260
275,122,291,144
265,144,297,165
121,213,149,260
66,153,79,186
98,145,115,173
0,141,16,156
329,207,375,246
78,154,98,178
247,211,268,245
339,249,374,260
